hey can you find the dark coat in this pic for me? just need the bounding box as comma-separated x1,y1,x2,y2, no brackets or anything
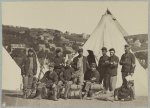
98,55,109,74
53,56,65,69
85,69,100,84
40,71,58,87
21,55,37,76
72,55,89,74
60,66,75,82
108,55,119,76
120,52,135,74
114,85,134,101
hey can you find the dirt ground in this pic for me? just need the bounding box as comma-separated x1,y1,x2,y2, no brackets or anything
2,91,148,107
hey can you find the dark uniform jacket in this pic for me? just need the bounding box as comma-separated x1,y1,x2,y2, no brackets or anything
114,85,134,101
53,55,64,69
60,66,75,83
120,52,135,74
21,55,37,76
108,55,119,76
98,55,109,74
72,55,89,74
85,69,100,84
40,71,58,88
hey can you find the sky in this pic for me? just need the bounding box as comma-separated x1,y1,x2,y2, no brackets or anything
2,1,148,35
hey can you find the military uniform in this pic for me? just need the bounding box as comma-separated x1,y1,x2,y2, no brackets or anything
120,52,135,85
72,55,89,85
53,55,65,77
21,53,37,98
114,83,134,101
84,68,100,98
59,66,75,99
35,70,58,100
108,55,119,92
98,55,109,90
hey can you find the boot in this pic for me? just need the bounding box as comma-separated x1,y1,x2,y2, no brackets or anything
53,91,58,101
23,94,27,99
23,89,27,99
83,92,88,99
34,89,42,100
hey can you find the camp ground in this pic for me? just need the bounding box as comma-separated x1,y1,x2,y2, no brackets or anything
2,9,148,106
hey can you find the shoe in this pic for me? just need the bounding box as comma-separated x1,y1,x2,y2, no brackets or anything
83,95,87,100
53,98,58,101
23,94,27,99
34,95,42,100
114,96,118,101
64,97,68,100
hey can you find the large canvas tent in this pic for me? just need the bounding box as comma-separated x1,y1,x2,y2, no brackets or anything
2,47,22,91
82,10,148,96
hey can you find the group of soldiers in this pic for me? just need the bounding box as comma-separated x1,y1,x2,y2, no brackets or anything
21,44,136,101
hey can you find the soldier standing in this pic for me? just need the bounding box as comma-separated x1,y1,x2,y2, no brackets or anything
98,47,110,93
72,48,89,85
120,45,136,98
21,49,37,98
108,48,119,94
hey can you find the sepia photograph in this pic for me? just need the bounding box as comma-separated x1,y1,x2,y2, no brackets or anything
1,1,148,107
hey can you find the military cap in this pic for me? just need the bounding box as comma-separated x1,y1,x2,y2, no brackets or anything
78,48,83,52
101,47,107,51
125,44,130,48
56,48,61,53
109,48,115,52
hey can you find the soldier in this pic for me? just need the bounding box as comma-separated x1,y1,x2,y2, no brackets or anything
59,60,75,99
53,48,65,77
120,45,136,98
108,48,119,94
98,47,110,93
120,45,136,86
34,63,58,101
114,80,134,101
21,49,37,99
72,48,89,85
83,63,100,99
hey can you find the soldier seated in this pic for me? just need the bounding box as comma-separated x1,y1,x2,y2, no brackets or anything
34,63,59,101
114,81,134,101
58,60,75,99
83,63,100,99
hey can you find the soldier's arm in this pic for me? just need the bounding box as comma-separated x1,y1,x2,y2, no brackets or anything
71,57,77,70
131,54,136,67
53,73,58,84
130,54,136,74
110,57,119,67
60,71,65,83
20,57,26,76
99,57,106,66
40,73,47,83
120,55,125,65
